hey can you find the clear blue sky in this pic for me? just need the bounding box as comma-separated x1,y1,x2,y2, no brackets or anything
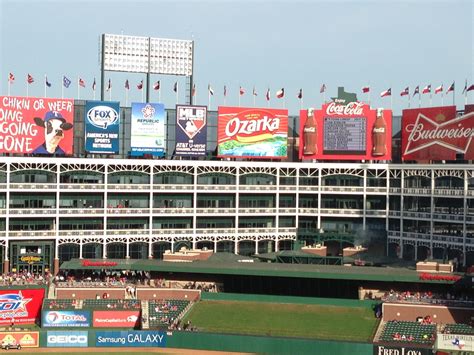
0,0,472,118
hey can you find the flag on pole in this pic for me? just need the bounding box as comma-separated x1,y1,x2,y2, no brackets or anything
92,78,96,91
252,86,257,96
265,88,270,101
446,82,455,94
380,88,391,97
106,79,111,91
153,81,160,90
434,84,443,94
224,85,227,97
297,88,303,99
125,79,130,90
362,86,370,93
276,88,285,99
63,76,71,88
45,76,52,87
8,73,15,83
239,86,245,96
192,83,196,97
27,74,34,84
137,80,143,90
462,80,468,95
320,84,326,93
468,84,474,92
173,81,178,93
208,84,214,96
422,84,431,94
413,86,419,96
400,87,409,96
79,78,86,88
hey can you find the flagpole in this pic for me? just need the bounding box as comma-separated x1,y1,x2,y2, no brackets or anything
125,89,128,106
62,76,64,99
26,79,28,99
158,89,161,103
109,86,112,101
408,93,411,108
208,90,211,111
238,93,241,107
441,92,444,106
430,92,432,107
176,85,178,105
44,75,46,98
253,92,255,107
323,91,326,104
141,87,144,103
7,80,10,97
93,87,96,100
418,92,421,108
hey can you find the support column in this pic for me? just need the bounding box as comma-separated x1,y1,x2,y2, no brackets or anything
148,238,153,259
192,239,197,250
234,239,239,255
79,241,83,259
414,242,418,261
275,238,279,252
102,239,107,259
170,241,175,253
126,241,130,259
255,239,259,255
54,242,60,276
3,240,9,275
213,240,217,253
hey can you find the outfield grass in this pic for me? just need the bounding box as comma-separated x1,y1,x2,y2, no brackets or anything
184,300,379,342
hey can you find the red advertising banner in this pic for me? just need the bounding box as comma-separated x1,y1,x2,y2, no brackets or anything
0,289,45,325
0,331,39,348
299,101,392,160
217,107,288,158
93,310,140,328
401,105,474,161
0,96,74,155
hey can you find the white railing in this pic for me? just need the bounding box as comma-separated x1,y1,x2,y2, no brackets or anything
320,186,364,193
108,184,150,191
9,208,56,215
60,184,105,190
196,185,236,191
153,184,194,191
10,183,57,190
319,208,364,215
152,208,194,214
59,208,104,215
238,208,277,214
239,185,277,191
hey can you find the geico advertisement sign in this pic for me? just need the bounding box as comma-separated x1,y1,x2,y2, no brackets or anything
373,345,431,355
96,330,166,347
93,311,139,327
42,310,91,327
47,331,88,347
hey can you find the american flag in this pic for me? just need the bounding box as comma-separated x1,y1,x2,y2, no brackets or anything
27,74,34,84
239,86,245,96
320,84,326,93
276,88,284,99
153,81,160,90
137,80,143,90
8,73,15,83
79,78,86,88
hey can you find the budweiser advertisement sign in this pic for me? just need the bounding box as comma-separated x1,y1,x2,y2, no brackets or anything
217,107,288,158
0,289,45,325
299,100,392,161
402,105,474,161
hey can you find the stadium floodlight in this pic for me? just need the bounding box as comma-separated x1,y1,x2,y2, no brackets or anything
100,33,194,102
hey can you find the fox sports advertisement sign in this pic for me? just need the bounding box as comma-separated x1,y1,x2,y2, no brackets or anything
85,101,120,154
175,105,207,156
130,102,165,157
217,107,288,158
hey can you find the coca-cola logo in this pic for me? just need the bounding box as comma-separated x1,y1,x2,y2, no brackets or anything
326,101,364,116
404,112,474,155
224,111,281,142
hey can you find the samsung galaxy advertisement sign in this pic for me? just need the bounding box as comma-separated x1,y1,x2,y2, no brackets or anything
175,105,207,156
85,101,120,154
42,310,91,327
130,102,165,157
96,330,166,347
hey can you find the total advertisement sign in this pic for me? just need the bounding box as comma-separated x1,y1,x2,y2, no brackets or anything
373,345,431,355
217,107,288,158
175,104,207,156
84,100,120,154
299,98,392,161
42,310,91,328
0,96,74,155
130,102,166,157
93,310,140,327
46,331,88,347
0,331,39,348
0,289,44,325
96,330,166,347
402,105,474,161
436,333,473,352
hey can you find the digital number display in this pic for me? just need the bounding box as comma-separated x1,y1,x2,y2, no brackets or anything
323,117,366,154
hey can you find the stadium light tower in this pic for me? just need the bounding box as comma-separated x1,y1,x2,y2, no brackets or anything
100,33,194,104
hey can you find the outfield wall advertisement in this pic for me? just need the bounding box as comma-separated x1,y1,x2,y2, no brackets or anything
96,330,167,347
85,101,120,154
217,107,288,158
0,96,74,155
92,310,140,327
175,104,207,156
46,331,88,347
42,310,91,328
130,102,166,156
0,331,39,348
0,289,45,325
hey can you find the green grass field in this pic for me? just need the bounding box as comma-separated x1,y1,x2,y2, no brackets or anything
184,300,378,342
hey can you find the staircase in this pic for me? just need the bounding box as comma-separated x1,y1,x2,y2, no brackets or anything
141,300,149,330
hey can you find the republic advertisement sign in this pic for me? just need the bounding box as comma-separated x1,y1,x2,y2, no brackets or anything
402,105,474,161
0,96,74,155
93,310,140,328
130,102,166,157
96,330,166,347
84,100,120,154
46,331,88,347
217,107,288,158
299,101,392,161
0,289,45,325
42,310,91,327
175,104,207,156
0,331,39,348
436,333,474,352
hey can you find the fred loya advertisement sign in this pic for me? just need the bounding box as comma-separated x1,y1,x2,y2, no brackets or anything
217,107,288,158
0,96,74,155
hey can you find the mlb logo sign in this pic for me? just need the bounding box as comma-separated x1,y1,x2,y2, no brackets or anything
176,105,207,139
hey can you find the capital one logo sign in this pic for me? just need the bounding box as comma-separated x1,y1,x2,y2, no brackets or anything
404,112,474,158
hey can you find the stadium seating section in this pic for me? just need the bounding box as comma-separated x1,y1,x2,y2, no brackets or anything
443,323,474,335
148,299,190,328
44,299,78,309
379,321,436,344
82,299,141,309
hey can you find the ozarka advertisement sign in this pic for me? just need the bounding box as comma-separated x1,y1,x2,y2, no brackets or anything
0,289,45,325
175,104,207,156
402,105,474,161
299,100,392,161
217,107,288,158
0,96,74,155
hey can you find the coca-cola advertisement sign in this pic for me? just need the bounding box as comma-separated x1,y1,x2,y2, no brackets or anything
299,101,392,161
401,105,474,161
217,107,288,158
